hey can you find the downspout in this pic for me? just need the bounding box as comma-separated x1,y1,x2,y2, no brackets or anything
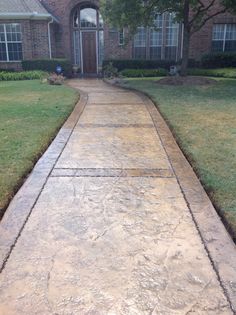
181,23,184,59
48,17,53,59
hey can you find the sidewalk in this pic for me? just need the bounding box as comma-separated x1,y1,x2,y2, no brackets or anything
0,79,235,315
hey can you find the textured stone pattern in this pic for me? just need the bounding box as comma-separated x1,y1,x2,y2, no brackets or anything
0,80,233,314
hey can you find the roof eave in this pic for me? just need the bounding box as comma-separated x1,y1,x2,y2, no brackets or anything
0,12,59,22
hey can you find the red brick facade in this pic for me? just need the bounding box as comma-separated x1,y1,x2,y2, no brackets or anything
0,0,236,71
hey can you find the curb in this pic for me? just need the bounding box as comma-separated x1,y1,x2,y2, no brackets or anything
104,78,236,313
0,90,88,272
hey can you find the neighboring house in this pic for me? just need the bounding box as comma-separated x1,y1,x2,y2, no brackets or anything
0,0,236,75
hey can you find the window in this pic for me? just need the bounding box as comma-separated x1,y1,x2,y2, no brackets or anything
165,13,179,60
99,30,104,66
133,13,180,60
150,14,163,59
0,24,22,61
74,10,79,27
73,30,80,66
119,29,125,45
80,7,97,28
99,13,104,28
134,27,147,59
212,24,236,52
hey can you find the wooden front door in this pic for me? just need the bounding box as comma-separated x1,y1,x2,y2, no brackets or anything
82,31,97,74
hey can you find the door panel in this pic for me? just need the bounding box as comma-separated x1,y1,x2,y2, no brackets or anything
82,32,97,74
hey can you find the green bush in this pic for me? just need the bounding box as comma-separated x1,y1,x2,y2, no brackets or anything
103,62,119,78
201,53,236,68
103,59,175,71
188,68,236,78
0,71,47,81
177,59,200,68
120,68,168,77
0,68,15,73
22,59,73,77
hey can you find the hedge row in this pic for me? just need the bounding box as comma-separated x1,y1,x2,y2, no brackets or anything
188,68,236,78
103,59,176,71
120,68,168,77
0,71,47,81
103,53,236,72
201,53,236,68
0,68,15,73
22,59,73,77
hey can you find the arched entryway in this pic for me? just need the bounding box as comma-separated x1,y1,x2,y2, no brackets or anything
72,3,104,75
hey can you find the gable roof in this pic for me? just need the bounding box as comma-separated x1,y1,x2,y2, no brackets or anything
0,0,54,20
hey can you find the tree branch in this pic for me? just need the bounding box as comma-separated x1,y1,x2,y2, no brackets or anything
191,8,227,34
189,0,217,26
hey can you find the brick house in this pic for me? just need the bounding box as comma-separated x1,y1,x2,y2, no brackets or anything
0,0,236,74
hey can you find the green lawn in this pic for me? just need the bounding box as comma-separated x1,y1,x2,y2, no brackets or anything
123,78,236,239
0,80,78,215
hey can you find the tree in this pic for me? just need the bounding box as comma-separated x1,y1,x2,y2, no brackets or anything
101,0,236,76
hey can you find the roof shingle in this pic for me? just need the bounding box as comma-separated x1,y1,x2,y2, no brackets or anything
0,0,49,15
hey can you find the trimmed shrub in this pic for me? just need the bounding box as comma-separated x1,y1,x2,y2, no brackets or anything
0,68,15,73
0,70,47,81
188,68,236,79
201,53,236,69
176,59,200,68
120,68,168,77
103,59,176,71
22,59,73,77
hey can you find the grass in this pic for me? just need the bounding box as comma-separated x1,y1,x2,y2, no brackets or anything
123,77,236,239
188,68,236,78
0,80,79,215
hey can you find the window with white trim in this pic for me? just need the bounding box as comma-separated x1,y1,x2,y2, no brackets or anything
150,14,163,59
134,27,147,59
73,30,80,66
0,24,23,61
99,30,104,66
212,24,236,52
165,13,179,60
119,29,125,45
133,13,180,60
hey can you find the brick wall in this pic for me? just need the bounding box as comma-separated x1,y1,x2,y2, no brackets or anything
104,27,132,60
31,20,50,58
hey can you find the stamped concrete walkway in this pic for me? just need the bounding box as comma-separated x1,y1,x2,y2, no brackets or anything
0,79,236,315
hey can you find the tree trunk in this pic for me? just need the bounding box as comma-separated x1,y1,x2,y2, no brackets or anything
180,0,190,77
180,27,190,76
